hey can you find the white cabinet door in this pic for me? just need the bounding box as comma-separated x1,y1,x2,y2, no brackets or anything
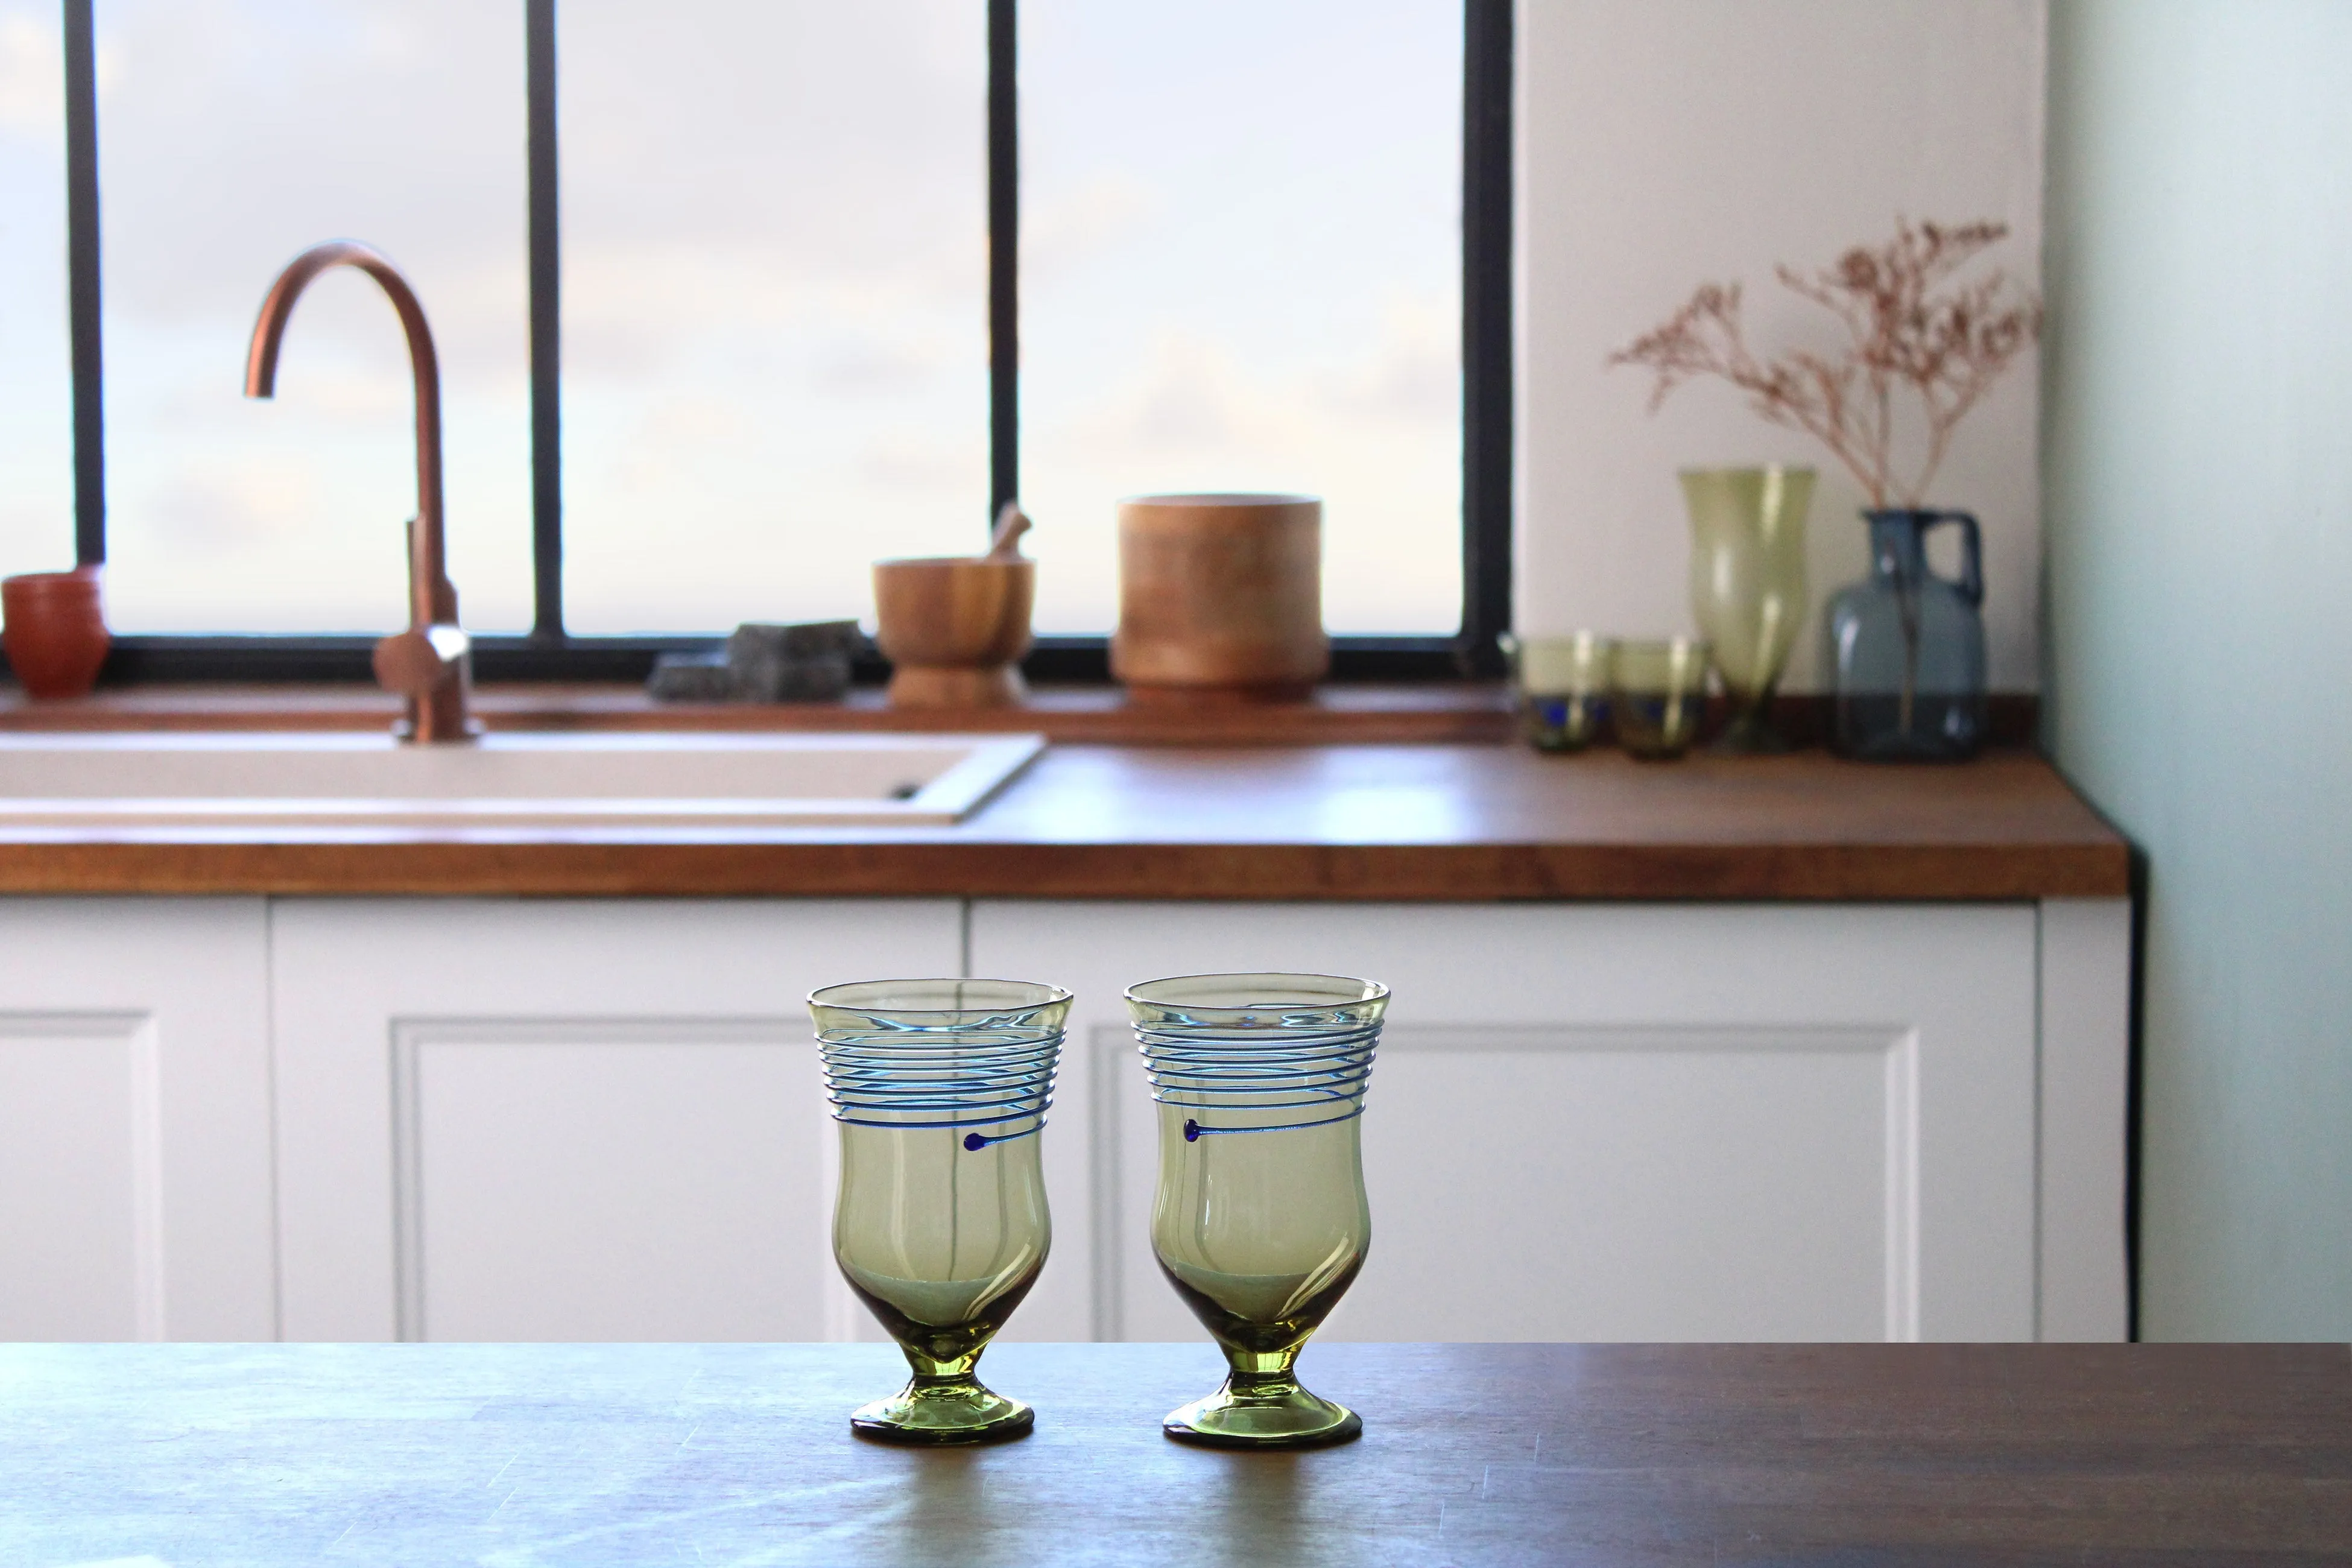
970,900,2041,1344
270,898,959,1341
0,897,274,1341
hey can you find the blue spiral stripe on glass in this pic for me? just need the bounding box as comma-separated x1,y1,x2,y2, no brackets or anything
817,1020,1062,1149
1135,1014,1379,1136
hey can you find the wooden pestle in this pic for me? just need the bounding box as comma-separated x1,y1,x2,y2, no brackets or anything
986,501,1032,562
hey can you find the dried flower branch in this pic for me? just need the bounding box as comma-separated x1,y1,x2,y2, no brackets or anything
1608,218,2043,507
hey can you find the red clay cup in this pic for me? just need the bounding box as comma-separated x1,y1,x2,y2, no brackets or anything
3,566,110,700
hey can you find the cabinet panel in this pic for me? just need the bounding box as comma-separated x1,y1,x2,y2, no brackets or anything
0,1014,160,1340
972,900,2039,1343
1351,1026,1908,1341
272,898,959,1341
398,1023,830,1342
0,899,273,1341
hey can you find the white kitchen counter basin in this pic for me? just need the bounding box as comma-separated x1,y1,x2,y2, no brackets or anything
0,731,1045,829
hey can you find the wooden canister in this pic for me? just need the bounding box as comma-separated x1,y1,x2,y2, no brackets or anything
1111,493,1327,701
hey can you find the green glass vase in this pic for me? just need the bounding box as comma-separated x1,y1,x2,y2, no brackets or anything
1128,972,1386,1449
812,977,1069,1444
1681,464,1814,752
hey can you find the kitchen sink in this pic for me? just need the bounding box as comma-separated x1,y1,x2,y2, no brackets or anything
0,731,1045,829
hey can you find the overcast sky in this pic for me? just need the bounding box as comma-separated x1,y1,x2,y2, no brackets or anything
1,0,1459,635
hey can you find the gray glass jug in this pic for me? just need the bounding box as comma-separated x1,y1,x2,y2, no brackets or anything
1824,509,1987,760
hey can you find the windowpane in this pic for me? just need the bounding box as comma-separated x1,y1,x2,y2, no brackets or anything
0,1,73,579
560,1,987,635
95,0,530,633
1020,1,1464,634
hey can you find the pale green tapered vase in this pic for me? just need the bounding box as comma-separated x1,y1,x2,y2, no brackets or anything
1681,465,1814,753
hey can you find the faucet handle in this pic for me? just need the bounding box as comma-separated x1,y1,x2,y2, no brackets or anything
373,623,470,697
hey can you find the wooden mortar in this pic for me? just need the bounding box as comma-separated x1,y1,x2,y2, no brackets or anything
872,508,1035,709
1112,493,1327,703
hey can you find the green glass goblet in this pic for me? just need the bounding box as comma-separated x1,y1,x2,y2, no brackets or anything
1127,972,1386,1449
1682,464,1813,753
812,977,1069,1444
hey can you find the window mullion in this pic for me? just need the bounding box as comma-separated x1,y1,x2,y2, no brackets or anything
988,0,1019,531
64,0,105,567
527,0,564,639
1461,0,1513,673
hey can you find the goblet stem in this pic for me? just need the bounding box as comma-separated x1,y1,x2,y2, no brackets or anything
1217,1358,1313,1414
1225,1346,1304,1379
904,1346,984,1380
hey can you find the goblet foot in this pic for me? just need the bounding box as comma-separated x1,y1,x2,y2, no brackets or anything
1163,1375,1361,1450
850,1377,1034,1446
1709,703,1793,754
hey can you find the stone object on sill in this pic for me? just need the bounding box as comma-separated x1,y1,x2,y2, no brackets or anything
729,619,865,663
727,621,862,704
646,652,739,704
646,621,865,704
732,649,851,703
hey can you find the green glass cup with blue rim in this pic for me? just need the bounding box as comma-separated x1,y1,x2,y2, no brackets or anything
1128,971,1386,1449
1499,631,1614,751
1610,637,1712,759
812,977,1069,1444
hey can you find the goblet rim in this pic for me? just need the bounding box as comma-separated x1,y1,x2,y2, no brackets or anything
1125,970,1389,1019
810,976,1073,1021
1674,461,1818,481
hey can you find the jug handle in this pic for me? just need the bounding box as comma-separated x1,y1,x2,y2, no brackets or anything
1922,510,1984,605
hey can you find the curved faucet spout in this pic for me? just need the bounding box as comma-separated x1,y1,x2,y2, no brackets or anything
245,240,475,742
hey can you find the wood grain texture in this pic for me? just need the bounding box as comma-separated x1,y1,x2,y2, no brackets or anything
0,745,2129,899
0,1342,2341,1565
1112,495,1328,694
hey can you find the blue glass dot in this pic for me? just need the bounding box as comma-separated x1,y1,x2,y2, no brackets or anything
964,1133,986,1152
1184,1119,1201,1142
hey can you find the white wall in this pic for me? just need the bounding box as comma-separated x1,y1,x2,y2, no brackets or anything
1516,0,2047,691
2043,0,2352,1341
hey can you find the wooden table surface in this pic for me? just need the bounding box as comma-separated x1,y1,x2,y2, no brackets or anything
0,742,2128,900
1,1342,2342,1565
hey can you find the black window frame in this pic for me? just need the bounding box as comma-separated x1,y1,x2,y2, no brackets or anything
58,0,1510,684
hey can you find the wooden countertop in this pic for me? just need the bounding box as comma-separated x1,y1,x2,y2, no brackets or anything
0,741,2128,900
0,680,1522,745
3,1342,2342,1564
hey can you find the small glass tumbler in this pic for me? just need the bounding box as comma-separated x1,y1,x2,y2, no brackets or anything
1499,631,1613,752
811,978,1069,1444
1128,972,1386,1449
1610,637,1712,759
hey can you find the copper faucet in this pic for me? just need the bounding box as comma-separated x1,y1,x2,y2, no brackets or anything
245,240,476,742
